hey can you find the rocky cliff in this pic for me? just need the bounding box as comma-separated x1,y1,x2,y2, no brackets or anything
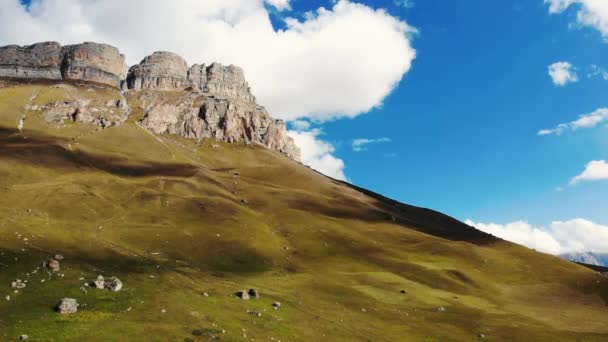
0,41,300,160
0,42,127,88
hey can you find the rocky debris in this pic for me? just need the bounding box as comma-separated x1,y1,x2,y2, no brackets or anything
44,258,60,272
10,280,26,289
55,298,79,314
136,91,300,160
272,302,281,309
202,292,209,297
436,306,446,312
478,333,486,339
54,254,64,261
19,334,29,340
5,295,10,301
0,42,127,88
235,290,250,300
400,289,407,294
247,288,259,299
36,98,129,128
91,275,122,291
248,310,262,317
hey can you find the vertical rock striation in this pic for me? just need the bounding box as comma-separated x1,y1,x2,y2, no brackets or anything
0,41,127,88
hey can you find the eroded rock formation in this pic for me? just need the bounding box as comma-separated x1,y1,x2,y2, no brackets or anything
0,41,300,160
0,42,127,88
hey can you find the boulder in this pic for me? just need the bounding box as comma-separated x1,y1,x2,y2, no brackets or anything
104,277,123,292
93,275,105,289
247,288,259,298
235,290,250,300
55,298,79,314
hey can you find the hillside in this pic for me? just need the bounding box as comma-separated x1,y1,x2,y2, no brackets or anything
1,79,608,341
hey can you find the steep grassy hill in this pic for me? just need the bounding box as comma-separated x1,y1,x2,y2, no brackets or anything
0,80,607,341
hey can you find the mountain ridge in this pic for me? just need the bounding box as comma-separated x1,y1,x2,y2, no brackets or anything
0,41,300,160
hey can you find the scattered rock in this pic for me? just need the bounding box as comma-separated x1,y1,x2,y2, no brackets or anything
10,280,26,289
247,288,259,298
19,334,28,340
55,298,79,314
400,289,407,294
5,295,10,301
235,290,250,300
202,292,209,297
478,333,486,338
248,310,262,317
104,277,123,292
44,259,60,272
54,254,64,261
93,275,105,289
436,307,446,312
272,302,281,309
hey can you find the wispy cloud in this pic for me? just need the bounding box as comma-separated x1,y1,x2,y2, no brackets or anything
538,108,608,135
466,218,608,255
548,61,578,86
587,64,608,80
393,0,415,9
545,0,608,40
352,137,391,152
570,160,608,185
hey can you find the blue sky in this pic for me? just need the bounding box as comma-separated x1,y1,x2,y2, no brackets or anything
286,0,608,225
4,0,608,254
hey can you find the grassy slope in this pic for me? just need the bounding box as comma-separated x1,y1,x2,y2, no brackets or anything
0,81,607,341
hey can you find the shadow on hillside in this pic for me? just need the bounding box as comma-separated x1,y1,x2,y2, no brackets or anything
340,180,498,245
0,126,199,178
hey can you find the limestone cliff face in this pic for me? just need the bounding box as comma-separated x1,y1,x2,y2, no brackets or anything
0,42,300,161
0,42,127,88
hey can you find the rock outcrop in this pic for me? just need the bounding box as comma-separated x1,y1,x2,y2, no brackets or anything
0,42,127,88
127,51,189,90
0,41,300,160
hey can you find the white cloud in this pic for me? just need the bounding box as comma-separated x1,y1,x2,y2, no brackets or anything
265,0,291,11
545,0,608,39
548,61,578,86
538,107,608,135
288,129,346,181
290,120,311,131
466,218,608,255
0,0,416,122
351,137,391,151
570,160,608,184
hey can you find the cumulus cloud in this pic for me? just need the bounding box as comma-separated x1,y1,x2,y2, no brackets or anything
548,61,578,86
545,0,608,39
0,0,416,122
351,137,391,151
570,160,608,184
290,120,312,131
265,0,291,11
288,129,346,181
537,107,608,135
466,218,608,255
